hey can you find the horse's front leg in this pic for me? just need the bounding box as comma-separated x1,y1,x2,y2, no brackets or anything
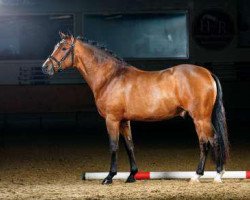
102,117,120,185
120,121,138,183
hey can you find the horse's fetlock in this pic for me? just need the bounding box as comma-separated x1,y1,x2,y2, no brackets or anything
196,169,204,176
109,171,117,176
131,168,138,174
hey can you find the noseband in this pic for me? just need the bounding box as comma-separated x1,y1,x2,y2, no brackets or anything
49,39,75,72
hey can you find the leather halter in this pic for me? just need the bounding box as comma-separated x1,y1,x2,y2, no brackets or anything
49,39,75,72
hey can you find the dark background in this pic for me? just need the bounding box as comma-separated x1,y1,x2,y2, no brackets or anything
0,0,249,147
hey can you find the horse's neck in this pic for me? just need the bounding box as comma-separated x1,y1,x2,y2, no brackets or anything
75,42,119,97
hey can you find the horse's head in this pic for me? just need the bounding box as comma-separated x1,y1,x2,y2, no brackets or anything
42,32,75,76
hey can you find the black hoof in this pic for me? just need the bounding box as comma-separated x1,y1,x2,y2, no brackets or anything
102,178,113,185
125,175,136,183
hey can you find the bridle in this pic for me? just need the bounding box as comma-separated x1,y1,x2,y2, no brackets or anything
49,39,75,72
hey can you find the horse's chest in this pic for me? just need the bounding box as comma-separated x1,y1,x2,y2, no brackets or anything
95,92,125,118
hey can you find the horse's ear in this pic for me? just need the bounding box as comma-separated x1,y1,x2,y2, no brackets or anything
59,31,67,39
70,35,74,43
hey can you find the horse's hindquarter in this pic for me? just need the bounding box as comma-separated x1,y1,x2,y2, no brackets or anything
173,64,217,118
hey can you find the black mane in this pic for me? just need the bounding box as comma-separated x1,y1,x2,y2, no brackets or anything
76,36,126,64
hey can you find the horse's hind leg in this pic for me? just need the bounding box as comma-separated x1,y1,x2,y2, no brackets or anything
190,118,213,183
120,121,138,183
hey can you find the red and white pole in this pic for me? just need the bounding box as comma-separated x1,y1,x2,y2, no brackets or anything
83,171,250,180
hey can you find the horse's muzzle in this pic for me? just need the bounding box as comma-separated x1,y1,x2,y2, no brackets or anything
42,64,54,76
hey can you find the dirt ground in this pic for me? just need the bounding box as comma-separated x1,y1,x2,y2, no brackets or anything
0,135,249,200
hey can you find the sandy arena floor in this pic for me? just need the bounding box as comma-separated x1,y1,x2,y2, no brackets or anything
0,135,249,200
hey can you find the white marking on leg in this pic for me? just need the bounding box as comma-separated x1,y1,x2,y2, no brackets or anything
214,170,225,183
190,173,201,183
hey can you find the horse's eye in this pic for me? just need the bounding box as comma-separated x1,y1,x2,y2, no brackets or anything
62,47,67,51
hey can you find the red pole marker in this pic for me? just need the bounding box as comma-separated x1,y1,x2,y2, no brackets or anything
83,171,250,180
247,171,250,179
134,172,150,180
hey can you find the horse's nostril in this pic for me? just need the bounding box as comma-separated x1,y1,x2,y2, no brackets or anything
42,65,48,74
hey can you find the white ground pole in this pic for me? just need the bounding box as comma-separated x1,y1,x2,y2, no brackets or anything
83,171,250,180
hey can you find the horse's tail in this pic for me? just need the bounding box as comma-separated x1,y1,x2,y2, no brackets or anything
211,74,229,165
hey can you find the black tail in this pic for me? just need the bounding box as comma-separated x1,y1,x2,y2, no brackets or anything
211,74,229,165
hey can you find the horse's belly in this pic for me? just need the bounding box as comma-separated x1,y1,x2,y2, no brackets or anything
124,98,179,121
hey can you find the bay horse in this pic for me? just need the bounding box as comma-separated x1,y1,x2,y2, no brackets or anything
42,32,229,184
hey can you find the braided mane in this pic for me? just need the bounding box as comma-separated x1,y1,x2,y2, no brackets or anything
76,36,127,65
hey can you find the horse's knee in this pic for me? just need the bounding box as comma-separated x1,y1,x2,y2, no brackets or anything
110,140,119,152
